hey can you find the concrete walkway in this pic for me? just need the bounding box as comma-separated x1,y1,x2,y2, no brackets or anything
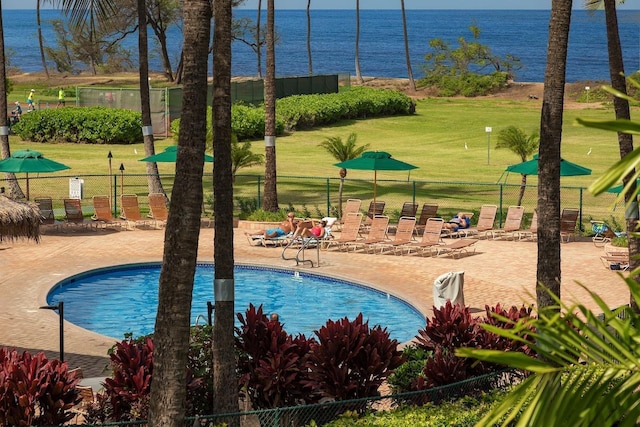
0,226,628,377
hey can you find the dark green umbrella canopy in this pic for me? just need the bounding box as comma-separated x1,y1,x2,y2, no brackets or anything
334,151,418,205
0,149,71,200
139,145,214,163
505,154,592,176
606,179,640,194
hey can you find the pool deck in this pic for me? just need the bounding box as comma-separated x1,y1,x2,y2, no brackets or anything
0,226,629,377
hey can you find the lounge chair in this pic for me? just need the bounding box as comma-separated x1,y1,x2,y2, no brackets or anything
91,195,124,230
120,194,151,230
516,209,538,241
387,202,418,234
560,208,580,243
464,204,497,239
600,250,629,271
371,216,416,254
402,217,444,256
487,206,525,240
148,193,169,228
434,239,478,258
414,203,438,235
326,212,364,251
34,196,59,231
442,212,474,238
335,198,362,230
361,201,386,230
63,198,94,230
347,215,390,252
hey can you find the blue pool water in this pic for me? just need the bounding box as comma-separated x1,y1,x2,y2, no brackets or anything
47,263,425,343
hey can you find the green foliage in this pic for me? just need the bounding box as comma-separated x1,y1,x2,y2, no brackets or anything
243,208,291,222
277,87,415,130
419,25,520,97
496,126,539,162
611,235,628,247
387,344,431,394
13,107,142,144
0,348,80,426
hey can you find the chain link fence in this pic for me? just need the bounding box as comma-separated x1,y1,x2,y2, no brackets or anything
0,173,623,233
72,370,519,427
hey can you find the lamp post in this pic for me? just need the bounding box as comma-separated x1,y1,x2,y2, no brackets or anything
108,151,113,210
39,302,64,362
585,86,590,103
119,163,125,195
485,127,492,165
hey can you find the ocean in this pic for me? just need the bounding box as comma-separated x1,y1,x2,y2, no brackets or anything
5,8,640,83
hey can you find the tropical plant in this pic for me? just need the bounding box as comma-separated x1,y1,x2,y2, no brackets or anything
536,0,572,310
400,0,416,92
496,126,539,206
458,278,640,426
147,0,212,425
354,0,363,84
231,138,264,182
318,133,370,217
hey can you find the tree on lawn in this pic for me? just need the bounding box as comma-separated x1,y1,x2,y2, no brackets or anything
318,133,369,218
496,126,539,206
262,0,278,211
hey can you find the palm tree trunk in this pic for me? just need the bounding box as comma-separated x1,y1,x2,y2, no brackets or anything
338,175,345,218
307,0,313,75
536,0,572,310
212,0,238,423
147,0,211,425
256,0,263,78
0,0,24,199
138,0,165,197
263,0,278,211
400,0,415,92
517,174,527,207
602,0,639,312
37,0,50,78
354,0,364,84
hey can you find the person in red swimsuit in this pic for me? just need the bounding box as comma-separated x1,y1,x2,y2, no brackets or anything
291,219,327,239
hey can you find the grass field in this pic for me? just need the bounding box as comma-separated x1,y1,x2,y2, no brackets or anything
2,93,630,227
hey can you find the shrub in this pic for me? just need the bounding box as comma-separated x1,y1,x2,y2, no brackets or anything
305,313,405,403
0,348,80,426
13,107,142,144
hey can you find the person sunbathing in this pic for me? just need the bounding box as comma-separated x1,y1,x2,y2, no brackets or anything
291,219,327,240
442,213,471,232
247,212,296,239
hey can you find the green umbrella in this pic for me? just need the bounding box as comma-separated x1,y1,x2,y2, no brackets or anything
505,154,592,176
605,179,640,194
334,151,418,206
139,145,214,163
0,149,71,200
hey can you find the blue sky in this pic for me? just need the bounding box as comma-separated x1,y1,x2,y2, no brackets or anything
6,0,640,10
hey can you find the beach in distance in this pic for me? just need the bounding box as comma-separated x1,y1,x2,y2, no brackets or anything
5,9,640,83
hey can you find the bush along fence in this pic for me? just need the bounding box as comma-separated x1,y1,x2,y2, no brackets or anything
0,173,623,233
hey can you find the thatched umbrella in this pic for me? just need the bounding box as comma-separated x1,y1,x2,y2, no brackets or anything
0,195,40,242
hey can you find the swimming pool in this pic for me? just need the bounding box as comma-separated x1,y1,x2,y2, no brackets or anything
47,263,425,343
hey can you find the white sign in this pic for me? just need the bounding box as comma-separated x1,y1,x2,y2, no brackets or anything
69,178,84,199
485,127,492,133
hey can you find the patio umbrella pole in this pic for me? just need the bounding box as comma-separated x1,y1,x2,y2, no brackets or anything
25,172,29,201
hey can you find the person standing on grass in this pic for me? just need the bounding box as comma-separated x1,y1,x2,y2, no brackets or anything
27,89,35,111
57,88,65,107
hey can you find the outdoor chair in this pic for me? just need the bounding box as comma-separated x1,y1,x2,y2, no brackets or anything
487,206,525,240
120,194,152,230
91,195,124,230
63,198,95,231
148,193,169,228
414,203,438,235
560,208,580,243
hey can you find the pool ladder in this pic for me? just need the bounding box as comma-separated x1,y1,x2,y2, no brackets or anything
282,237,320,267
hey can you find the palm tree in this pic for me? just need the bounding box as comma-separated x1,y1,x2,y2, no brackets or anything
306,0,312,75
458,276,640,426
400,0,415,92
147,0,211,425
138,0,165,197
0,0,23,199
536,0,572,310
232,138,264,182
37,0,50,78
318,133,369,217
262,0,278,211
256,0,262,77
212,0,238,423
354,0,364,84
586,0,640,311
496,126,539,206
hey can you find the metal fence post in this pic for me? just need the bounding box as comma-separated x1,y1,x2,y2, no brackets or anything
257,175,261,209
326,178,330,217
579,187,584,231
499,184,504,227
113,175,118,216
412,180,416,205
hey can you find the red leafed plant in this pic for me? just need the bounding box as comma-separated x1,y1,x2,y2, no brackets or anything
0,347,80,426
304,313,405,402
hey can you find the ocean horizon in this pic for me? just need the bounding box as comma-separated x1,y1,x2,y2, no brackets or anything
5,9,640,83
